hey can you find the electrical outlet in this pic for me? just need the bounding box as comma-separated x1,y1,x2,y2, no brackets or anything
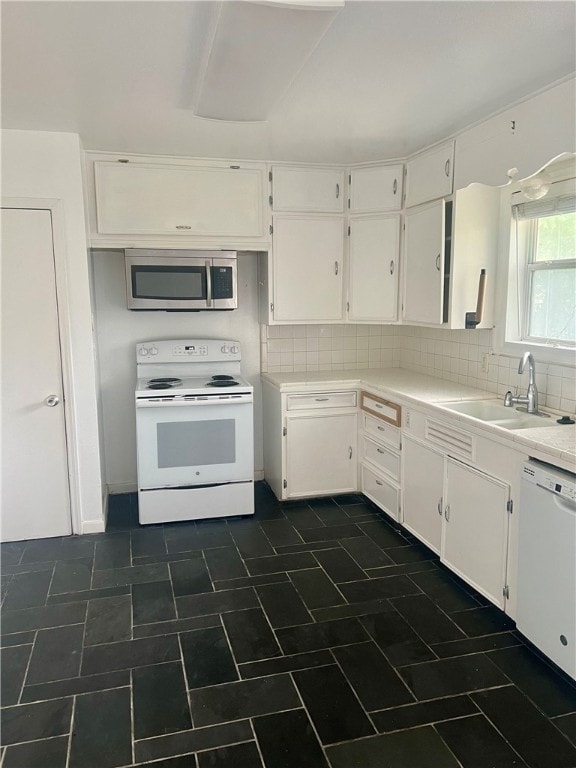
481,352,490,373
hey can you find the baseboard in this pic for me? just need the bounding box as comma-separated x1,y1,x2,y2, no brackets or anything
108,482,138,495
82,518,106,534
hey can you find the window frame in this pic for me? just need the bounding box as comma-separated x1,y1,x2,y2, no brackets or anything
494,173,576,367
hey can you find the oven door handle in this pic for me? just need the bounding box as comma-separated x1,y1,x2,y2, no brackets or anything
136,395,253,407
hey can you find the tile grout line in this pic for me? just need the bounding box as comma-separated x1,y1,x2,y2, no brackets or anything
248,717,267,767
328,646,380,735
287,669,334,768
16,629,38,706
64,694,76,768
306,554,354,607
130,668,135,765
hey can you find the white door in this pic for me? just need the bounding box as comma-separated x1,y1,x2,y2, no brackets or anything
272,215,344,321
349,165,403,213
348,215,399,322
1,208,71,542
405,141,454,208
94,161,265,237
401,436,444,554
271,166,345,213
403,200,445,325
285,412,357,498
442,457,510,608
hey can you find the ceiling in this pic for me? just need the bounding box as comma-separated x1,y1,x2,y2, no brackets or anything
2,1,575,164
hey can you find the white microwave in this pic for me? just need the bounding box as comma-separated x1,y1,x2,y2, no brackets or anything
125,249,237,311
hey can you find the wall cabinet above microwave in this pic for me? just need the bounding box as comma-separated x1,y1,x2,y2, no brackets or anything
84,153,270,249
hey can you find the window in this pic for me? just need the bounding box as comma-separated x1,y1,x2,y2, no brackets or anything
512,184,576,348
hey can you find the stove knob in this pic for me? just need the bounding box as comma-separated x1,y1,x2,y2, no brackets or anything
221,345,229,354
150,346,158,356
139,347,149,356
230,345,239,354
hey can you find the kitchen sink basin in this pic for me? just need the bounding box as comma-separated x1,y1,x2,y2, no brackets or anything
439,399,553,430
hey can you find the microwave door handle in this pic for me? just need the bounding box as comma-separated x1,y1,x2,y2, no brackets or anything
205,261,212,307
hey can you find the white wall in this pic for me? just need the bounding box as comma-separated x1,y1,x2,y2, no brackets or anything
92,251,263,493
1,129,105,532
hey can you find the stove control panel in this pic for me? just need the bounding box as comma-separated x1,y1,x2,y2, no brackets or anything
136,340,242,363
173,344,208,356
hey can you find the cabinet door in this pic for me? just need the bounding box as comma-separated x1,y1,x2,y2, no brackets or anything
271,166,345,212
272,215,344,322
94,161,265,237
286,412,357,498
349,165,403,213
348,215,399,322
402,436,444,554
405,141,454,208
442,457,510,608
403,201,445,325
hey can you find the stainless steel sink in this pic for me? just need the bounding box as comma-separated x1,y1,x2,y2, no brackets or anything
439,399,553,430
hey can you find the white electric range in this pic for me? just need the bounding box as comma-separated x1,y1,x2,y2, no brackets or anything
135,339,254,524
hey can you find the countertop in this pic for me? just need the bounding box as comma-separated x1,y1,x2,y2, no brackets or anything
261,368,576,471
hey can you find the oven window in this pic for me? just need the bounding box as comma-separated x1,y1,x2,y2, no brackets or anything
157,420,235,468
132,266,206,300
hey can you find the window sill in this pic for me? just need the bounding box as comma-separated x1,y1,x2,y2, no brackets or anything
497,338,576,369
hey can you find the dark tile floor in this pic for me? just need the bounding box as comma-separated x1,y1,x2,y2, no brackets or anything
2,483,576,768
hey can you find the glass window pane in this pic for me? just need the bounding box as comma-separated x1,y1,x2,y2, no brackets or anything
534,213,576,262
528,268,576,342
157,420,235,468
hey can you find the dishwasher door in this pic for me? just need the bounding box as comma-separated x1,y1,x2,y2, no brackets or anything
517,461,576,680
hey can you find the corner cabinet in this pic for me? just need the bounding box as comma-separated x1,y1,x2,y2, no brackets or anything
84,153,269,249
347,215,400,322
262,382,357,501
402,184,501,329
404,141,454,208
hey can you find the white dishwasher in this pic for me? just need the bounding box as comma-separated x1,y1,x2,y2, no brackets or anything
517,460,576,680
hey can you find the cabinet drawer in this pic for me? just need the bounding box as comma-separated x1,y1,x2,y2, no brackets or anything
360,391,401,426
362,436,400,481
361,463,400,521
362,412,401,450
286,391,357,411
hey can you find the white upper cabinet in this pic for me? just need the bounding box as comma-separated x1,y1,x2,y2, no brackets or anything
348,214,400,322
85,153,269,248
349,164,404,213
271,165,345,213
402,184,500,329
271,215,344,322
405,141,454,208
403,200,446,325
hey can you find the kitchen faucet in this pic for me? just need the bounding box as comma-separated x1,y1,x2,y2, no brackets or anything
504,352,539,414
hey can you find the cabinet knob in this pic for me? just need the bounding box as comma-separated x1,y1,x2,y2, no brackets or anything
44,395,60,407
437,499,443,516
336,183,340,199
334,261,339,276
445,159,451,177
393,178,398,195
348,446,353,460
436,254,441,271
444,503,451,521
390,260,395,276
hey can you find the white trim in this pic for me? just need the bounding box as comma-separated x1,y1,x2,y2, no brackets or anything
493,170,576,368
81,518,106,534
1,197,84,535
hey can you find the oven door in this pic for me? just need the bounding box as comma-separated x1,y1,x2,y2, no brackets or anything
136,397,253,489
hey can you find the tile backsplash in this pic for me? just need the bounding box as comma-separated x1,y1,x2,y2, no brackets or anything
260,324,576,414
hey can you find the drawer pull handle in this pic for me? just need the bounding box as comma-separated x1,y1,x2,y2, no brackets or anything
437,499,443,516
375,480,383,486
444,503,450,521
315,398,329,402
436,254,441,271
377,448,386,454
445,158,451,177
349,446,353,460
336,183,340,199
393,178,398,195
377,426,386,431
374,403,383,409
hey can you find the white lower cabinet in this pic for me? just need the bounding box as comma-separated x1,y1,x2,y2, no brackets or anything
286,412,357,499
402,424,511,610
402,435,444,554
443,457,510,609
262,380,358,501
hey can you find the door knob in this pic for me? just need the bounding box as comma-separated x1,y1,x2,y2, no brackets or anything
45,395,60,407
